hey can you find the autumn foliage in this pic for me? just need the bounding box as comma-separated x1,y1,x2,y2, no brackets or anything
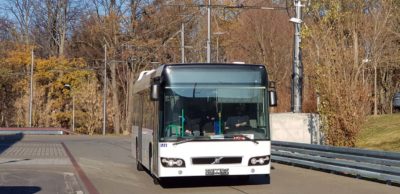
303,0,399,146
0,0,399,143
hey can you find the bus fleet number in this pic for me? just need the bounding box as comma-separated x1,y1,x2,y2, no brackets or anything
160,143,168,148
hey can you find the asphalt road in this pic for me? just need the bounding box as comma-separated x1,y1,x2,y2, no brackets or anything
1,135,400,194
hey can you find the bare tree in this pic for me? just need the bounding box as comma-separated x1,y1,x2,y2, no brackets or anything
364,1,399,115
32,0,84,57
224,0,294,112
302,0,399,146
4,0,34,44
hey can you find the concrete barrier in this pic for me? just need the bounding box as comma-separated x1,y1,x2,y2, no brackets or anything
0,128,69,135
270,113,322,144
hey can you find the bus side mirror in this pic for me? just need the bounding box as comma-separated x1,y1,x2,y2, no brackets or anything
269,90,277,107
269,81,277,107
150,83,160,101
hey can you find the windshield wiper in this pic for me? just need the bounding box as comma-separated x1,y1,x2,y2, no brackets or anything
173,135,259,145
228,134,259,144
173,138,195,145
173,136,205,145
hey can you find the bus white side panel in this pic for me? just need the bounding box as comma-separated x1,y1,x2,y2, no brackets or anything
131,125,139,157
140,128,154,170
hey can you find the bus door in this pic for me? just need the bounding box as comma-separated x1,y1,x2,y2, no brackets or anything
152,102,160,176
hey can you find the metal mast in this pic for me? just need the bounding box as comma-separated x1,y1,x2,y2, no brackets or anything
181,23,185,63
29,49,34,127
103,45,107,135
291,0,304,113
207,0,211,63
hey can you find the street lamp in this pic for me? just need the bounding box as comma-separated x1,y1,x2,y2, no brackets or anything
64,84,75,132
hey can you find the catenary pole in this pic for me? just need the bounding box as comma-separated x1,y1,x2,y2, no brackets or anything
207,0,211,63
291,0,303,113
103,45,107,135
181,23,185,63
29,49,34,127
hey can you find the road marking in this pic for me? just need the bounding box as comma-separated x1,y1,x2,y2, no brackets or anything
62,142,100,194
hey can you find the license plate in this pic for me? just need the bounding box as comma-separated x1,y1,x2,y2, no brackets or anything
205,168,229,176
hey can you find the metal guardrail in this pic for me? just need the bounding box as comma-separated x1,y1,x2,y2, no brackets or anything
272,141,400,184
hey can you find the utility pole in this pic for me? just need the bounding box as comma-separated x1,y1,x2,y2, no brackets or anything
29,49,34,127
103,45,107,135
290,0,304,113
207,0,211,63
72,94,75,132
374,65,377,115
181,23,185,63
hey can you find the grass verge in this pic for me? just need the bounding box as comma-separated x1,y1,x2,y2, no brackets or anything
356,113,400,152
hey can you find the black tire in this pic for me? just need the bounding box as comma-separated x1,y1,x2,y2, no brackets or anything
149,144,152,173
136,139,144,171
136,159,144,171
153,176,160,185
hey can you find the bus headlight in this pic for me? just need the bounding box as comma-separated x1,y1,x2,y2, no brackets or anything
248,155,270,166
161,157,186,168
250,158,258,165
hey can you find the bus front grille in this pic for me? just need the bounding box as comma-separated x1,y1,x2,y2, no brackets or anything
192,157,242,165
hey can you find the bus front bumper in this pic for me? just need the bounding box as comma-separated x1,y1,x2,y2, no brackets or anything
158,164,270,177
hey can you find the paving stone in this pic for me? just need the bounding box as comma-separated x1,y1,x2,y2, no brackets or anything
0,143,67,158
0,143,70,165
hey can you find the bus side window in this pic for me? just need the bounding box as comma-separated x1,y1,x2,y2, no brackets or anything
142,91,156,130
135,96,138,126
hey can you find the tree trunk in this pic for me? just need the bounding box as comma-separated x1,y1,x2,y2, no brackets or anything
58,0,67,57
130,0,138,33
353,27,359,77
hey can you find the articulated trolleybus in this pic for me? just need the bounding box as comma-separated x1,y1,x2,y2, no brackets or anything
132,63,277,184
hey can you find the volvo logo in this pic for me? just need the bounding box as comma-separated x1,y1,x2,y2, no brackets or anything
211,157,224,164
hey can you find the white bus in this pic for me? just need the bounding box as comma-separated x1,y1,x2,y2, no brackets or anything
132,64,277,184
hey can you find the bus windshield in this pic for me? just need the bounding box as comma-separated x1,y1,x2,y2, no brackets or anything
161,84,269,141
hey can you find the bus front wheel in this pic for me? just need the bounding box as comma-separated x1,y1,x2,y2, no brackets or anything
153,177,160,185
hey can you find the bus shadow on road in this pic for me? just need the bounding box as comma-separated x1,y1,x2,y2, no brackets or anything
0,186,41,194
0,133,24,155
160,175,270,188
